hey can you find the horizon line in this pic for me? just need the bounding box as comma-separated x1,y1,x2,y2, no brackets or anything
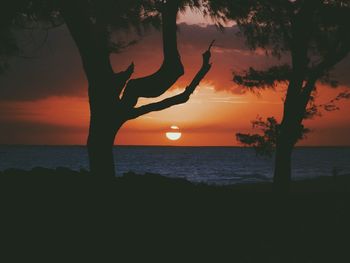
1,144,350,148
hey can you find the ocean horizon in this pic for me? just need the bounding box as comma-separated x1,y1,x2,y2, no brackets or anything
1,145,350,185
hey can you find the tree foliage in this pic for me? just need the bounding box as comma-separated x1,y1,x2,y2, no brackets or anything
236,116,310,157
224,0,350,161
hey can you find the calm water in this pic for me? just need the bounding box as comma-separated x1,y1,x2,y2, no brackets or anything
0,146,349,185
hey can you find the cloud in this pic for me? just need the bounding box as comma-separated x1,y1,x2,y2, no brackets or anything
331,54,350,87
121,122,235,134
0,120,86,144
0,26,87,101
0,23,273,101
1,23,349,102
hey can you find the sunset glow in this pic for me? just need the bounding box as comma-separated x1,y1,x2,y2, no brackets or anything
0,10,349,146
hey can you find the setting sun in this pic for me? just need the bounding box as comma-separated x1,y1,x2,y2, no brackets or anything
166,126,182,141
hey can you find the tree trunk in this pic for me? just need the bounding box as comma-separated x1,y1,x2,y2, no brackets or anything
273,83,301,192
87,80,124,177
59,2,120,177
273,139,293,193
87,111,123,177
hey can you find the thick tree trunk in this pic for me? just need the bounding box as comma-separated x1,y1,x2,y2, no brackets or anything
87,118,115,177
87,82,124,177
273,78,301,192
273,139,293,193
60,2,120,177
87,117,120,178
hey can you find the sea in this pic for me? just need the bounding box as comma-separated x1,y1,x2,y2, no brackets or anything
0,146,349,185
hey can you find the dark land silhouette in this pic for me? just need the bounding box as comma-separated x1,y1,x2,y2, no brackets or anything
1,168,350,262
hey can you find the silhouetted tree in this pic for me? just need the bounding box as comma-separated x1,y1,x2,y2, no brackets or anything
1,0,213,177
209,0,350,192
61,0,213,177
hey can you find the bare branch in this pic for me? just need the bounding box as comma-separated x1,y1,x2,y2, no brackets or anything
114,62,134,97
121,1,184,108
126,42,213,120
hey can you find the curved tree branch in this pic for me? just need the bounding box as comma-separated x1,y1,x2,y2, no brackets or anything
114,62,134,97
126,41,214,120
121,0,184,108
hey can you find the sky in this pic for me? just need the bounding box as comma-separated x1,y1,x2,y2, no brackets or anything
0,9,349,146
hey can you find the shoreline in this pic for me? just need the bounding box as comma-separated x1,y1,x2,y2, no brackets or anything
1,167,350,192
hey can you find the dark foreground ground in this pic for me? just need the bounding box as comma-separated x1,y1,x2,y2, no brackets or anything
1,168,350,262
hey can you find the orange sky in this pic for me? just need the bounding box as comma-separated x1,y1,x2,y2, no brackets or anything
0,10,349,146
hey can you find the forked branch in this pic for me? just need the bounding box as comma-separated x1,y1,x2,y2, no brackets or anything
127,41,214,120
120,0,184,108
114,62,134,97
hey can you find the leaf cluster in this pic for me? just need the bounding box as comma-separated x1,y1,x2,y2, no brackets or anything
236,116,310,157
